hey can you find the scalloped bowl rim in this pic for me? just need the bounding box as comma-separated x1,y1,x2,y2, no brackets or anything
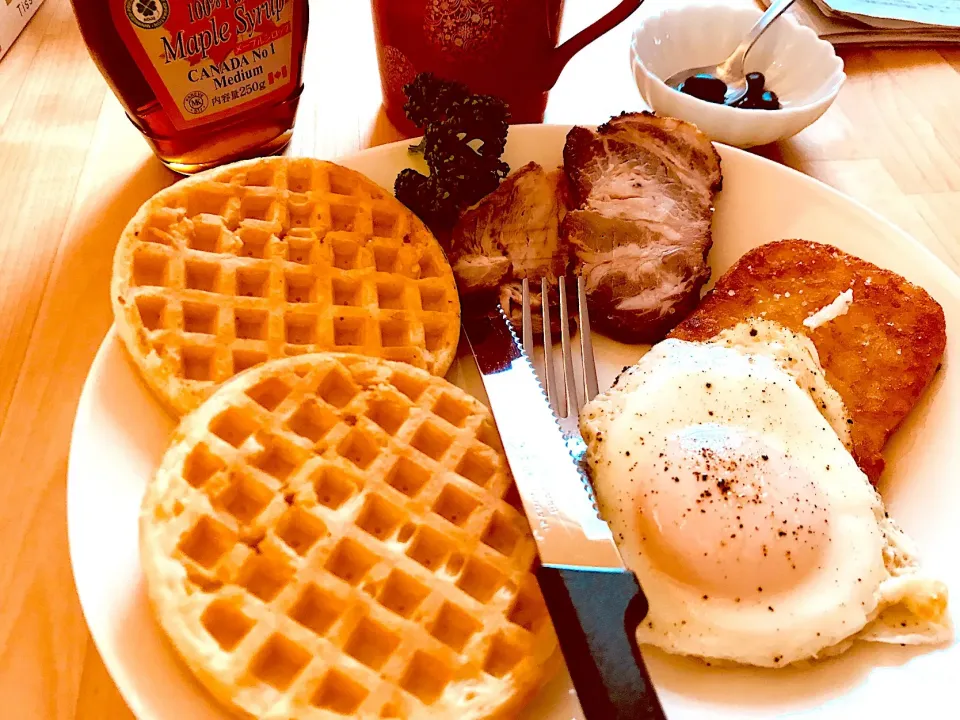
630,4,847,119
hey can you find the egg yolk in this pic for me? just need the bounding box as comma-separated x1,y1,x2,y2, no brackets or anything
636,424,830,599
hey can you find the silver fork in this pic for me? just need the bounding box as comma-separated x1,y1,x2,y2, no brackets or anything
521,276,599,419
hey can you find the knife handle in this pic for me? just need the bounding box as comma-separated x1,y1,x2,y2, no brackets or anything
535,565,667,720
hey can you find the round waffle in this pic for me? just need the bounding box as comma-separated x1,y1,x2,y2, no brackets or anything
112,157,461,416
140,353,559,719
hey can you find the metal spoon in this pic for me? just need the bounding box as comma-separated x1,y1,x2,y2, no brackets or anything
664,0,797,106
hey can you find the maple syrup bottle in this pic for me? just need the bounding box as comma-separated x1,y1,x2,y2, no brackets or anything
71,0,309,174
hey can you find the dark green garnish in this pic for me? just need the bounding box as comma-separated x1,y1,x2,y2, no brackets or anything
394,73,510,235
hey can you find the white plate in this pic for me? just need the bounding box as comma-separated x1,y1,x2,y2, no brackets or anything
68,125,960,720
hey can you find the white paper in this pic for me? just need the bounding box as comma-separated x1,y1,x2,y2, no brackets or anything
822,0,960,28
761,0,960,44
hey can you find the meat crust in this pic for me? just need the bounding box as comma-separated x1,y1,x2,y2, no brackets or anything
562,112,722,343
669,239,947,483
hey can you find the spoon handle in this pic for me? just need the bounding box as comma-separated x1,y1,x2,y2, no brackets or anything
720,0,798,75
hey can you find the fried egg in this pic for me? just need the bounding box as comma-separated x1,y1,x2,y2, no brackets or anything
580,321,951,667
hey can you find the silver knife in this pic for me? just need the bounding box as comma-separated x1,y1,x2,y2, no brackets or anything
461,298,667,720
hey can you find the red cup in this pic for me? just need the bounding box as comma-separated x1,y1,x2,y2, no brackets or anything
372,0,645,134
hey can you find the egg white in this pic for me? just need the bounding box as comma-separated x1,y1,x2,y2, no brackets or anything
580,322,951,667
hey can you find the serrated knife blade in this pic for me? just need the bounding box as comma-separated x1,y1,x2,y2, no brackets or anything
462,301,623,570
461,297,667,720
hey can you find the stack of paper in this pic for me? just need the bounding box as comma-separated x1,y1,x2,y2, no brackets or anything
761,0,960,45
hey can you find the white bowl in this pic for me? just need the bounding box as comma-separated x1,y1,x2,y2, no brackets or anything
630,2,846,148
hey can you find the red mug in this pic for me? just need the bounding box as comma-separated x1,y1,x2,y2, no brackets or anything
372,0,645,134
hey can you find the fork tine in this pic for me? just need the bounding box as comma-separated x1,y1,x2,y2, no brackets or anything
558,276,580,418
521,278,534,357
578,275,599,402
540,277,561,416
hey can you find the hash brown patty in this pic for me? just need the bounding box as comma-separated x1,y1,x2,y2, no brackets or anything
669,239,947,483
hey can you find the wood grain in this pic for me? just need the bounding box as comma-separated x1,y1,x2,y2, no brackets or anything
0,0,957,717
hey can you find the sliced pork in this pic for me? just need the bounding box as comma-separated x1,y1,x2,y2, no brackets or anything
562,112,722,343
447,162,569,333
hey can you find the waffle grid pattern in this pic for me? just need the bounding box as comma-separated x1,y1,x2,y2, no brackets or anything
113,158,460,415
141,354,558,719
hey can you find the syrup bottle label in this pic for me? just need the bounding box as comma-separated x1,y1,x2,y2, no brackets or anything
111,0,299,130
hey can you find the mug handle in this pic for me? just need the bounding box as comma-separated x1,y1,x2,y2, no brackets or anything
544,0,646,88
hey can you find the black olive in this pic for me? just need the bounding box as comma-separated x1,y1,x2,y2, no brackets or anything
745,71,766,98
758,90,781,110
734,88,781,111
679,73,728,104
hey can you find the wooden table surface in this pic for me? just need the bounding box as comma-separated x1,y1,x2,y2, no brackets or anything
1,0,958,716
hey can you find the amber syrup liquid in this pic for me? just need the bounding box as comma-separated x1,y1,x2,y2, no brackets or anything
70,1,309,174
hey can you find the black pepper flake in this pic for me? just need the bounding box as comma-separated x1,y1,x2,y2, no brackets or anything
768,606,775,612
761,454,769,461
758,586,763,592
705,382,712,388
773,655,781,663
778,530,787,537
750,328,758,337
702,594,709,600
625,451,630,457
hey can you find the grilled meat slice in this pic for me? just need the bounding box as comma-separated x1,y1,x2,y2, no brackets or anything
562,112,722,343
448,161,569,333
